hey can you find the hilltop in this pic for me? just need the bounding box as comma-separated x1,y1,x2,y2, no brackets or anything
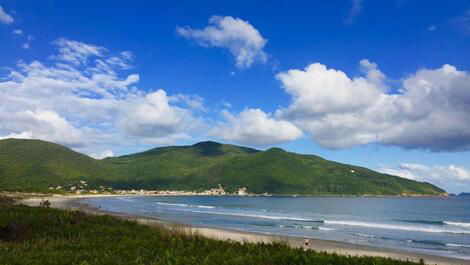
0,138,445,195
0,139,110,191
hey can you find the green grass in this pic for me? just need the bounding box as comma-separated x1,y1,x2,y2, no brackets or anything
0,138,445,195
0,198,423,265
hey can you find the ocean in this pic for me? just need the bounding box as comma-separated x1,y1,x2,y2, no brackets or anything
82,195,470,260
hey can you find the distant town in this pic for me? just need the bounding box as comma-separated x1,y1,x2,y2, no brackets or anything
48,181,268,196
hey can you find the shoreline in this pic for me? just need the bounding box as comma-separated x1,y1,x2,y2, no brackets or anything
3,190,452,199
19,194,470,265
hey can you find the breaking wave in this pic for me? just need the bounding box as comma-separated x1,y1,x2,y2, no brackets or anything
279,224,335,231
446,243,470,248
444,221,470,228
155,203,470,235
186,209,323,222
398,220,470,228
156,202,215,209
324,220,470,235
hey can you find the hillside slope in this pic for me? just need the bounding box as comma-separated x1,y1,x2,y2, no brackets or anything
0,139,445,195
0,139,110,191
104,142,444,195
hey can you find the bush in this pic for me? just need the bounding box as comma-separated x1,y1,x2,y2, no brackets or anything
0,202,421,265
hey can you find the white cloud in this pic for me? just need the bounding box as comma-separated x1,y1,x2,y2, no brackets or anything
0,38,206,152
21,35,35,49
277,60,383,116
382,163,470,193
211,108,302,146
0,110,85,147
456,9,470,35
89,150,114,159
0,131,33,140
177,16,268,69
344,0,364,25
51,38,106,65
276,61,470,151
121,89,204,140
220,100,232,109
170,93,206,111
120,51,134,60
4,36,470,156
13,29,22,35
427,25,437,32
0,5,13,24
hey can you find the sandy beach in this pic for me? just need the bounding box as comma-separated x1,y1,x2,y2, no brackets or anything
19,195,470,265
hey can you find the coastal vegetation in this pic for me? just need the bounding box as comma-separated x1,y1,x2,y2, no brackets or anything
0,197,424,265
0,138,445,195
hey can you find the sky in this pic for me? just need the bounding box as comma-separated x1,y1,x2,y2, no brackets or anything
1,0,470,193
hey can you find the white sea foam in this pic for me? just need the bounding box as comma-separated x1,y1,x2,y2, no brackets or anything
156,202,189,207
318,227,336,231
278,224,334,231
116,197,135,202
156,202,216,209
446,243,470,248
444,221,470,228
325,220,470,235
351,232,376,238
154,201,470,235
196,205,216,209
185,209,319,222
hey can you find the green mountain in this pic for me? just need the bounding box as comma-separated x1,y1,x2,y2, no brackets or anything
0,138,445,195
0,138,110,191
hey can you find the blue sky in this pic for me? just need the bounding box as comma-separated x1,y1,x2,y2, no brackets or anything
1,0,470,193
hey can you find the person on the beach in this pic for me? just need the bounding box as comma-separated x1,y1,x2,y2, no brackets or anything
303,237,309,251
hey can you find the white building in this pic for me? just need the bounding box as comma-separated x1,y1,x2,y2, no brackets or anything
238,187,248,196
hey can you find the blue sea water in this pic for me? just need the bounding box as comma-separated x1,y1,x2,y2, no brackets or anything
82,196,470,260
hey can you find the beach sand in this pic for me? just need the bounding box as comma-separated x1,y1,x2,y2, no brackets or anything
19,195,470,265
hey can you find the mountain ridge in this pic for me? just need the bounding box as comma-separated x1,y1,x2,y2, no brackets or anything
0,138,445,195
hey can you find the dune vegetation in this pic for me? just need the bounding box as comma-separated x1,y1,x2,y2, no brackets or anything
0,197,424,265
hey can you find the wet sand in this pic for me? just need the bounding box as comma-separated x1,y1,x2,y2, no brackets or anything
19,195,470,265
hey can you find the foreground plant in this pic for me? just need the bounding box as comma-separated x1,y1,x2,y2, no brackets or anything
0,198,423,265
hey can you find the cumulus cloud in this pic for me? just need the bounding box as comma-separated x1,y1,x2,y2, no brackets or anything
13,29,22,35
276,61,470,151
170,93,206,111
211,108,302,146
0,131,34,140
0,38,206,152
381,163,470,193
4,36,470,155
344,0,364,25
121,89,205,141
0,5,13,24
0,110,85,147
177,16,268,69
89,150,114,160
